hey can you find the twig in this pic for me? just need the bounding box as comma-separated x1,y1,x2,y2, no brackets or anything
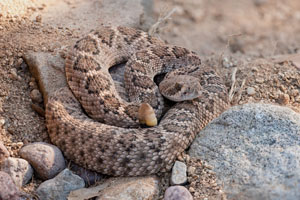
228,67,237,102
271,40,278,56
235,78,246,103
148,7,177,36
218,33,243,66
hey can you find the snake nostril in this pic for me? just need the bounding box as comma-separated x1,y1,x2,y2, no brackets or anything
175,82,183,90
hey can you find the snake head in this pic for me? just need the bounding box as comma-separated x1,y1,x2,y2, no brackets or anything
138,103,157,127
159,75,202,102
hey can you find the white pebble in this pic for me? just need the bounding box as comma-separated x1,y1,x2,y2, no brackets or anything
247,87,256,96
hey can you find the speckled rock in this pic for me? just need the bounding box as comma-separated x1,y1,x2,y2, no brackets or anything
189,103,300,200
19,142,66,180
170,161,187,185
1,157,33,186
96,176,159,200
0,171,21,200
36,168,85,200
164,186,193,200
0,141,9,162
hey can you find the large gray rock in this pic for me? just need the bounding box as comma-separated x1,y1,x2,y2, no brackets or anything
36,168,85,200
189,103,300,200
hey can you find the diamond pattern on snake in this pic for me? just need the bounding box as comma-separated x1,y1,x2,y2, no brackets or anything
45,26,229,176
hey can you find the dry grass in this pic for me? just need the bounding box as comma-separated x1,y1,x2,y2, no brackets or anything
148,7,177,36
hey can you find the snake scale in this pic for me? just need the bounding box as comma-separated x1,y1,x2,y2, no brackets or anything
45,26,229,176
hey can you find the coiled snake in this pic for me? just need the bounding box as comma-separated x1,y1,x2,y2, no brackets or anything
45,26,229,176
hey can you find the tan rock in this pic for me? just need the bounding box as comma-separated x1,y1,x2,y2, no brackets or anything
96,176,159,200
69,176,159,200
24,52,66,105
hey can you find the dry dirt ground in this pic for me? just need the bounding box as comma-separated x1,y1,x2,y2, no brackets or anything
0,0,300,199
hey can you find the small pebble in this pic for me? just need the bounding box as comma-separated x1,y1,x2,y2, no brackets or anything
19,142,66,180
36,15,42,22
290,89,299,97
255,77,265,83
30,89,43,103
164,186,193,200
247,87,256,96
177,154,184,162
222,57,233,68
29,81,38,88
0,102,3,113
16,58,23,67
184,154,190,163
11,142,24,148
1,157,33,187
278,93,290,105
189,187,195,193
0,117,5,127
36,169,85,200
171,161,188,185
9,68,19,80
0,141,9,162
6,50,13,57
295,95,300,103
187,166,196,175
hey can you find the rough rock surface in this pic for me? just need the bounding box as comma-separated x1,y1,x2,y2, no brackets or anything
1,157,33,187
189,103,300,200
95,176,159,200
19,142,66,180
0,171,22,200
36,168,85,200
24,52,66,105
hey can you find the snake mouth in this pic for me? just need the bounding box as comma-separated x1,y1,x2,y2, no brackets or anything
138,103,158,127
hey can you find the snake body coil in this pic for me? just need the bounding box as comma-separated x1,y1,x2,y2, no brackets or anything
45,26,229,176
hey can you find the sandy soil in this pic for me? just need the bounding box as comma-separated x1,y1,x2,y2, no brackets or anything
0,0,299,199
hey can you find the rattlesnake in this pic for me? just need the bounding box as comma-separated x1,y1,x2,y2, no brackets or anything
45,26,229,176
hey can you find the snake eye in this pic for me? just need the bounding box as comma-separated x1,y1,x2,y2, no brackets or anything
175,82,183,90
